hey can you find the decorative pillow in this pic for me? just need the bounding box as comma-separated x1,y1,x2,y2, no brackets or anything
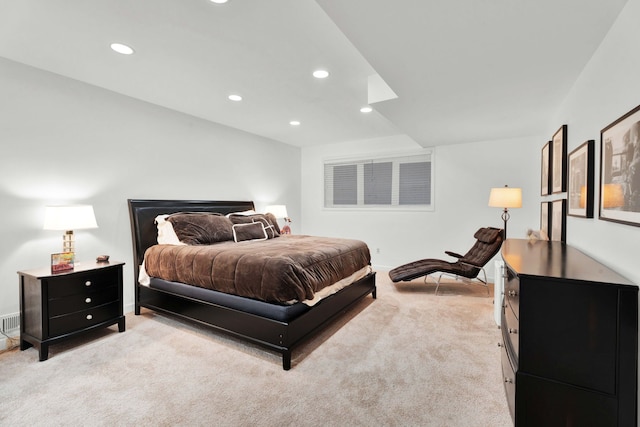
155,214,185,245
232,222,268,242
167,212,234,245
228,213,280,238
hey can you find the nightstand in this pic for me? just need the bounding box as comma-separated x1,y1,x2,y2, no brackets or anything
18,261,125,361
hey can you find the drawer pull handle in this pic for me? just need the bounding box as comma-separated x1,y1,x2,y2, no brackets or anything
508,328,518,334
85,297,92,303
86,314,93,320
504,377,513,384
508,290,518,297
85,281,92,287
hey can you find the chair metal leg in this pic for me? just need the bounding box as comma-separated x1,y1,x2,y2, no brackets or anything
424,270,490,296
425,274,444,295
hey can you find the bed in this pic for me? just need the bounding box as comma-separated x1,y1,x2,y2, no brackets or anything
128,199,376,370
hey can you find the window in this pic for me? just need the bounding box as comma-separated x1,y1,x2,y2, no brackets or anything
324,151,434,210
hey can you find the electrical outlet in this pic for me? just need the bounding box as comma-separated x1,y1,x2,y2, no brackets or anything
376,248,380,254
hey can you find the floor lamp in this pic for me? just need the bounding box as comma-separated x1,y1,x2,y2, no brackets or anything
488,185,522,238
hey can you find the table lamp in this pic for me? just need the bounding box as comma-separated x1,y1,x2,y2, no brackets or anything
43,205,98,253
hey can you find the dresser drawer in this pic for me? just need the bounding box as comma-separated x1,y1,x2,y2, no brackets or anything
48,286,118,317
501,343,516,423
48,268,119,298
504,268,520,319
503,303,519,360
49,302,120,336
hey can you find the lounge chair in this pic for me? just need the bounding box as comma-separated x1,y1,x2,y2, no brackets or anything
388,227,504,295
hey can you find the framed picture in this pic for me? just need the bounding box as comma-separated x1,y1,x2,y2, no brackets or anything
600,104,640,227
541,142,551,196
550,199,566,242
540,201,551,239
51,252,75,273
567,140,595,218
551,125,567,194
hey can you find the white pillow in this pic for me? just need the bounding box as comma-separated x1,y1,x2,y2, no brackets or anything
225,210,256,217
155,214,186,245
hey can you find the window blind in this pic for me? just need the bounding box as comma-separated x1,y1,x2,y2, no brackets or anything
324,151,433,209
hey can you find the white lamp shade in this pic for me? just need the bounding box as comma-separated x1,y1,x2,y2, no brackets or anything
488,187,522,209
43,205,98,230
265,205,288,219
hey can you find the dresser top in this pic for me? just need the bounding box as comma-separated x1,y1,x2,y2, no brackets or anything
18,261,125,279
502,239,635,287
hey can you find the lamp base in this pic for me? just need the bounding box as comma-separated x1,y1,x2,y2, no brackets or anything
62,230,75,253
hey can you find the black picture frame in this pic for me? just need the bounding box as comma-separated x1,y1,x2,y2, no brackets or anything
540,201,551,239
551,125,567,194
599,104,640,227
567,140,595,218
550,199,567,242
541,142,551,196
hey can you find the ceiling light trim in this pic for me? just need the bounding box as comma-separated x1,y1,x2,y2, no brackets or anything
110,43,134,55
312,70,329,79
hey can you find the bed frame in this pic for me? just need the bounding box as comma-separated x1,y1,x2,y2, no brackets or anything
128,199,376,370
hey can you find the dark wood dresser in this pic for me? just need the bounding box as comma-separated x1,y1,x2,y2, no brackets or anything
18,261,125,361
500,239,637,426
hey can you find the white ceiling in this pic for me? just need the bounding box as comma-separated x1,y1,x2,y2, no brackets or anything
0,0,629,147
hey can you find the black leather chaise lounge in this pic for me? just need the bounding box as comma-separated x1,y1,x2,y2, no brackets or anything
388,227,504,295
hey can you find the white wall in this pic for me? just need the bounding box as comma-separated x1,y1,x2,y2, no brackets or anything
0,58,301,323
300,134,540,272
551,0,640,285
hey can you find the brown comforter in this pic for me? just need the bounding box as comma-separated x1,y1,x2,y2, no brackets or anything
143,235,371,303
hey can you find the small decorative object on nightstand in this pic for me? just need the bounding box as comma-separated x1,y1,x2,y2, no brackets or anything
266,204,292,234
18,261,125,361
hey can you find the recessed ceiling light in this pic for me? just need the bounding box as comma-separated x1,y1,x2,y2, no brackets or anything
290,120,301,126
312,70,329,79
210,0,228,3
228,94,242,101
360,106,373,113
110,43,134,55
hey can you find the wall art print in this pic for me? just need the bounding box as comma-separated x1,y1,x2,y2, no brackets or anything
540,201,551,239
600,104,640,227
550,199,566,242
552,125,567,194
568,140,595,218
541,141,551,196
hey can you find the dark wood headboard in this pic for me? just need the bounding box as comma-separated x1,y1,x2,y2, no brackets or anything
127,199,255,283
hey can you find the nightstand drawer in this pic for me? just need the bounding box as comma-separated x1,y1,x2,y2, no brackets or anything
49,302,120,336
48,286,119,317
48,268,119,298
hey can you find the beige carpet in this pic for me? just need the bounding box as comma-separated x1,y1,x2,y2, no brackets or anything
0,272,512,426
